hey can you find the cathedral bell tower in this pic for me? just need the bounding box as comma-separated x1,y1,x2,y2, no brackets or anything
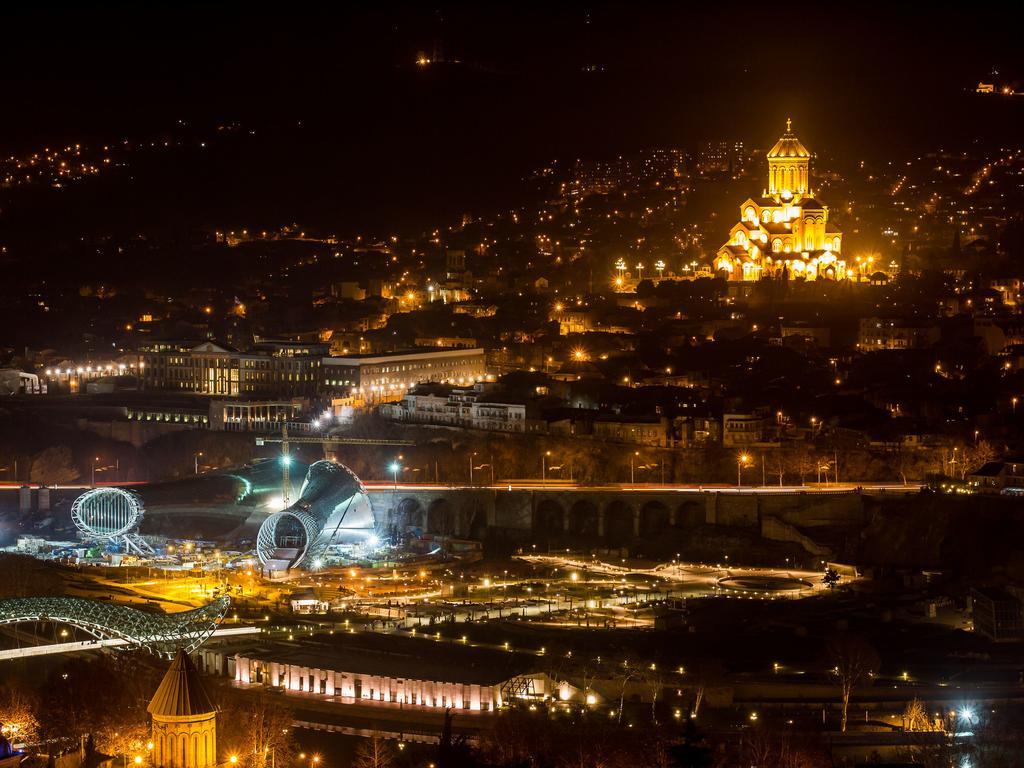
766,118,811,197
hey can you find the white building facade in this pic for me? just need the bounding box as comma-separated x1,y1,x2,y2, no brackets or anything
381,383,527,433
231,652,552,712
322,348,489,404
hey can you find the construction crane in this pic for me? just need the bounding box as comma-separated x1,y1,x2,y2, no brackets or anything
256,424,413,505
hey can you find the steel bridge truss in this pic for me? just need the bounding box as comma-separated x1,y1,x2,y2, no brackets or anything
0,595,229,658
500,676,539,701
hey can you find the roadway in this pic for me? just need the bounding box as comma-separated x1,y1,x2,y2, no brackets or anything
360,481,921,493
0,481,920,493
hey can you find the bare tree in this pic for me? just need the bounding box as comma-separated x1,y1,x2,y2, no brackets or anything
777,732,831,768
688,658,724,719
0,683,40,745
785,445,817,486
826,634,880,733
902,698,931,732
740,729,774,768
642,666,664,724
217,690,296,768
961,440,997,480
770,450,786,487
615,658,640,724
896,444,910,486
352,736,394,768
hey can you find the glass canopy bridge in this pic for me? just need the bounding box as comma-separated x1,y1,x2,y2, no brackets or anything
0,595,238,660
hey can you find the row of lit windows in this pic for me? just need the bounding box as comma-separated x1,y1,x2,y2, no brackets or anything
358,357,480,375
148,355,320,371
242,358,321,369
126,410,209,424
242,372,316,382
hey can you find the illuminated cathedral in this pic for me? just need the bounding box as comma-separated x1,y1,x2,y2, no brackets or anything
714,120,844,281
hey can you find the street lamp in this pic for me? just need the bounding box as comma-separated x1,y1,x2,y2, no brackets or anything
92,456,100,487
737,453,751,487
630,451,639,485
194,451,203,475
390,461,400,492
542,451,551,486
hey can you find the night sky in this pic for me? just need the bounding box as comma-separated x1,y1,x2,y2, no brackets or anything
1,2,1022,236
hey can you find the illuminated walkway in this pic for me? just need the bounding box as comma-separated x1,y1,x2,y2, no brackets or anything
0,626,259,661
0,595,232,659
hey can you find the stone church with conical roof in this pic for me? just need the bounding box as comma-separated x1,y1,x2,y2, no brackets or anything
148,650,217,768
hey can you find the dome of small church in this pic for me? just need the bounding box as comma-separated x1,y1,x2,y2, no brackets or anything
148,649,218,768
767,119,810,159
148,649,215,717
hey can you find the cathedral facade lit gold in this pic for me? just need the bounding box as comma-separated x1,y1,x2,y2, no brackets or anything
715,120,844,281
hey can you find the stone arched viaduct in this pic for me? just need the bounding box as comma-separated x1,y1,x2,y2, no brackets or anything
367,487,876,549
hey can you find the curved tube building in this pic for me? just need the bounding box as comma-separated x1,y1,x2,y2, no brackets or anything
256,460,374,570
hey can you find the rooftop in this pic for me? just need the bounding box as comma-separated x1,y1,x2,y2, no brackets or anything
148,648,216,718
233,633,542,686
324,348,485,365
767,120,810,159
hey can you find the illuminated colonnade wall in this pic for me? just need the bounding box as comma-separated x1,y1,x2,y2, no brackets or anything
233,654,514,712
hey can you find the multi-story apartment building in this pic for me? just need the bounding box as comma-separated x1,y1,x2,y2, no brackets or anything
380,383,530,433
322,348,488,404
722,413,765,447
592,416,669,447
857,318,941,351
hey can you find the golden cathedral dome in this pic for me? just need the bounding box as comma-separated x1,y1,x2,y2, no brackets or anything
767,118,810,159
